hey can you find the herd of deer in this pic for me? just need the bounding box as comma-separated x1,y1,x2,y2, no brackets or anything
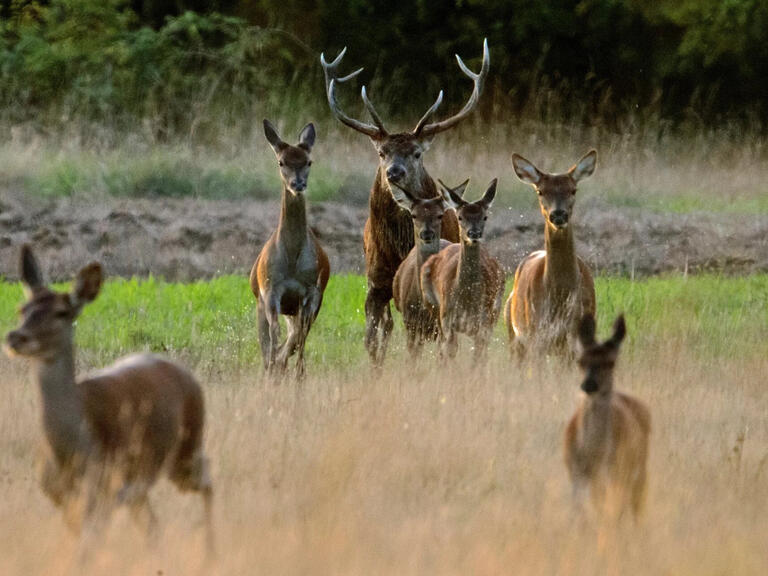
2,39,649,557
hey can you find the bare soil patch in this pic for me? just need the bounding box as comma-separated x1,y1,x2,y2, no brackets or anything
1,190,766,281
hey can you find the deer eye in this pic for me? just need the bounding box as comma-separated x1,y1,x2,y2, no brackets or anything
378,152,385,159
55,310,69,319
483,216,488,221
414,151,421,159
308,161,312,167
278,161,284,167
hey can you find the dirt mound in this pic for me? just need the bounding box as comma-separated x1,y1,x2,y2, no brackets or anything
1,190,766,281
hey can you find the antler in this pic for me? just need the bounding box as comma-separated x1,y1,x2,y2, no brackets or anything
413,38,490,137
320,48,387,137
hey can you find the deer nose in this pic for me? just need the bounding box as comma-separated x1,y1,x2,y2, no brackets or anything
467,230,483,241
550,210,569,226
581,377,599,394
419,229,435,242
386,165,405,182
5,330,28,351
290,180,306,192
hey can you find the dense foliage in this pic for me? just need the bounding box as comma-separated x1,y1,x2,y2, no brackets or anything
1,0,766,136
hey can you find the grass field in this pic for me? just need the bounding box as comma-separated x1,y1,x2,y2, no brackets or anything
0,273,767,574
3,120,768,214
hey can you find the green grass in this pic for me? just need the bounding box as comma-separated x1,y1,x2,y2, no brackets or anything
1,275,766,373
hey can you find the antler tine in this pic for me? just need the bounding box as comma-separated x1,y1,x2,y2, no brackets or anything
326,80,381,137
361,86,387,133
412,90,444,136
419,38,490,138
320,47,383,137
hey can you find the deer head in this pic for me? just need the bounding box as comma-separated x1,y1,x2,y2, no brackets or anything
4,245,102,362
391,180,467,248
263,119,316,195
320,41,489,196
512,150,597,231
440,178,497,245
576,314,626,396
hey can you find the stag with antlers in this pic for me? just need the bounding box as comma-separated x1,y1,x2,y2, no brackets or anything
320,40,490,366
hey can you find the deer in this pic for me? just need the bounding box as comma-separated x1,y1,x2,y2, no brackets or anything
504,150,598,359
564,314,651,524
392,181,467,358
421,179,505,361
249,119,331,379
320,39,489,367
3,245,214,550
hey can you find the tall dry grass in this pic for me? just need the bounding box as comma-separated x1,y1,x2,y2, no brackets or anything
0,341,766,575
2,117,767,213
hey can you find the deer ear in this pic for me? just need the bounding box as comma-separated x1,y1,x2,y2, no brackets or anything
512,154,542,186
70,262,102,310
263,119,288,155
390,184,418,213
298,122,316,151
478,178,497,209
578,314,597,348
609,314,626,347
570,149,597,183
20,244,44,297
438,179,468,210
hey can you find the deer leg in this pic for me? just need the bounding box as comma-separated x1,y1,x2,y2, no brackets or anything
276,316,300,370
264,291,283,375
631,463,648,521
473,329,490,364
406,327,423,360
257,297,272,368
295,287,322,379
128,492,159,542
170,450,215,556
365,285,391,366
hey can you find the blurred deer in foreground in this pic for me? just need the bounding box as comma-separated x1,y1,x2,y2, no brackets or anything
565,314,650,523
504,150,597,359
392,181,467,358
320,39,489,367
3,245,214,550
421,179,505,361
250,120,330,379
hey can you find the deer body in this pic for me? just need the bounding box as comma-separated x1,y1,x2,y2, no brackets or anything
505,151,597,357
392,186,462,357
564,315,651,520
250,120,330,378
421,180,505,360
321,41,489,366
4,247,213,546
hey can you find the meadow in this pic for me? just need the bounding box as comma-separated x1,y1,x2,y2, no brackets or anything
0,273,766,574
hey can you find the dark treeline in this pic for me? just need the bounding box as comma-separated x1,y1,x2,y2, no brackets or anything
1,0,767,137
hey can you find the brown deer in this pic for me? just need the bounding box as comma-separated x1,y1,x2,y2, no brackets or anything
250,120,330,378
3,245,213,549
421,179,505,361
320,40,489,366
392,181,468,358
504,150,598,358
565,314,651,522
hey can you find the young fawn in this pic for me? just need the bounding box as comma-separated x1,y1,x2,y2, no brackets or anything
3,245,213,547
564,314,651,521
504,150,597,358
421,179,505,361
250,120,330,378
392,181,467,358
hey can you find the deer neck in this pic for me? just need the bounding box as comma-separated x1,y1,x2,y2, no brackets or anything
580,391,613,452
34,340,92,468
543,224,579,292
457,240,482,297
276,185,309,259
